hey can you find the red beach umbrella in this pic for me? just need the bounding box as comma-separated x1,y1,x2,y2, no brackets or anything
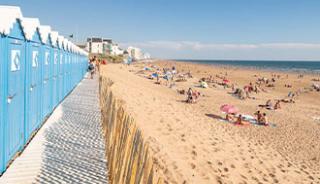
220,104,239,114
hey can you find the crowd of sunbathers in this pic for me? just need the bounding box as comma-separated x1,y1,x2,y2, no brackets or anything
224,111,269,126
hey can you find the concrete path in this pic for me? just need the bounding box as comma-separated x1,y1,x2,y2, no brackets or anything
0,76,108,184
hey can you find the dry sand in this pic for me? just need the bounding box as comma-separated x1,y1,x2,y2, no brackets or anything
100,61,320,184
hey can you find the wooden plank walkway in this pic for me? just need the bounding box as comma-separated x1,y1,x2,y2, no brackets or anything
0,76,108,184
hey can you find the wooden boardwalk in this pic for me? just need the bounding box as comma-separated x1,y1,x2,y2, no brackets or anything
0,76,108,184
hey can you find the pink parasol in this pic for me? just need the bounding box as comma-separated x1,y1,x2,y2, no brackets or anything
220,104,239,114
223,79,230,83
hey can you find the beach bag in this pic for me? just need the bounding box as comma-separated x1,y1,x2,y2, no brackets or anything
88,63,94,70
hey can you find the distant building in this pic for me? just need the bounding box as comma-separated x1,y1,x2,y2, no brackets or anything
110,44,124,56
126,46,151,61
127,46,143,61
86,37,112,54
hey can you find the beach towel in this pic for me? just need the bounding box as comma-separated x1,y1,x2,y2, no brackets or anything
152,73,158,78
220,114,276,127
200,81,208,88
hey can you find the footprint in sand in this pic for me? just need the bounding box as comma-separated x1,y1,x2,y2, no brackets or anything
240,174,247,180
215,176,223,184
191,150,197,159
190,163,196,169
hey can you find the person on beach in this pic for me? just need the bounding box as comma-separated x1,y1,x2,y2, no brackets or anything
187,88,193,103
226,113,234,122
172,66,176,74
88,60,95,79
274,100,281,110
260,113,269,126
235,114,243,125
96,59,101,73
266,99,273,109
254,110,263,124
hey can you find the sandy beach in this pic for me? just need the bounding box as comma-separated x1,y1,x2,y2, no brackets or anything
101,61,320,184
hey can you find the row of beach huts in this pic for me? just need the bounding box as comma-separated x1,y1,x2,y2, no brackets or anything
0,5,89,174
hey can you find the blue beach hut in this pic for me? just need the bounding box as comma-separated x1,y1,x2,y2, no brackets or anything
62,39,69,97
57,35,65,102
50,31,59,108
20,17,42,142
0,6,26,174
39,25,52,119
0,15,4,176
67,40,72,93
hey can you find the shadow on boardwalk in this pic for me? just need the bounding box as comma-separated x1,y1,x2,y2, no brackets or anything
0,77,108,184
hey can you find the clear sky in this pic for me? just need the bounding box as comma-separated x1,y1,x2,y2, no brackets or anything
2,0,320,60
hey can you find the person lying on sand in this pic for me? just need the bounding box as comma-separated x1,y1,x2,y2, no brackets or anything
281,98,295,103
186,70,193,78
234,114,249,125
192,90,201,101
266,83,275,88
260,99,273,109
274,100,281,110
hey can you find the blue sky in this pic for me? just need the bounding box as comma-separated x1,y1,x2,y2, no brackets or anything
2,0,320,60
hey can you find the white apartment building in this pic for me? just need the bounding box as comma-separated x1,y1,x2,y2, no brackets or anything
127,46,145,61
111,44,124,56
86,37,112,54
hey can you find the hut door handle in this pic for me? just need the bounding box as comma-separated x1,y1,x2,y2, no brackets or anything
7,93,17,104
30,84,37,91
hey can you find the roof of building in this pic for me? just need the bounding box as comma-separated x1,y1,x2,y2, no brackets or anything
0,5,88,56
0,5,23,35
50,31,59,46
38,25,51,44
57,35,65,48
20,17,40,40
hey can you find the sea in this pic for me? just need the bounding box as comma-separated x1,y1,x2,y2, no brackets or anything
175,60,320,74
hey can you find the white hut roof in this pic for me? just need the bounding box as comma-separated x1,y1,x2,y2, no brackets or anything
57,36,64,49
50,31,59,46
20,17,40,40
38,25,51,44
0,6,23,35
63,39,69,50
69,42,74,52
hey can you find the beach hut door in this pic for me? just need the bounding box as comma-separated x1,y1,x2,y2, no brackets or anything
6,38,25,160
